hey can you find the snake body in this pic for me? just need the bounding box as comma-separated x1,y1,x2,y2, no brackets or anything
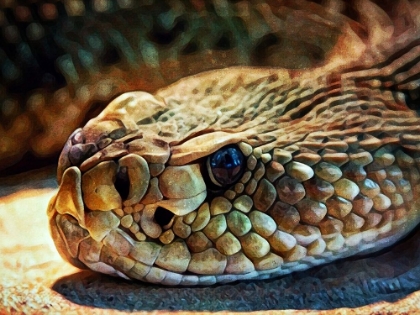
48,28,420,284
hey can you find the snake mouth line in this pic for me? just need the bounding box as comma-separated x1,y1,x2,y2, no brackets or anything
49,205,420,286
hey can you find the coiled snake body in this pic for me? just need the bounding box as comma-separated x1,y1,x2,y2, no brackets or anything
48,38,420,285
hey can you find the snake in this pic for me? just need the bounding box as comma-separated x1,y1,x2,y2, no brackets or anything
47,22,420,285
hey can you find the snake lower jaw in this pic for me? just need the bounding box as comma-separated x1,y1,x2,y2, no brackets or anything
48,197,420,285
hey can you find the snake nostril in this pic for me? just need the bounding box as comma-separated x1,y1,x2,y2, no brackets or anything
154,207,175,227
115,166,130,200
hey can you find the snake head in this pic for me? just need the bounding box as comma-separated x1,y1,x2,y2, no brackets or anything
48,90,274,284
48,44,420,284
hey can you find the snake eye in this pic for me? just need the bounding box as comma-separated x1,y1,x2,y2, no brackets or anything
207,145,245,187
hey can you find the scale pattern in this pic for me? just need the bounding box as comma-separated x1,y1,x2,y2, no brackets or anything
48,25,420,284
0,0,402,173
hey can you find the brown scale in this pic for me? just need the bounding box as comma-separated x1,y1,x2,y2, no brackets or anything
253,179,277,212
267,202,300,233
275,176,305,205
303,177,335,202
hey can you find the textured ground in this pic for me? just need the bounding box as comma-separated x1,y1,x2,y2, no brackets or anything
1,167,420,314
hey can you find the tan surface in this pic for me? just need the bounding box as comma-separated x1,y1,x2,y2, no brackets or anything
0,168,419,314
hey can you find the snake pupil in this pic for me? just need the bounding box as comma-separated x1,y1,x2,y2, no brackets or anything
207,145,244,187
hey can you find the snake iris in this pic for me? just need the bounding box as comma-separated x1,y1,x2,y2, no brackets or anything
47,39,420,286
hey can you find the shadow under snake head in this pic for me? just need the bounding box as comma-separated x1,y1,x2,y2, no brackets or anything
48,40,420,286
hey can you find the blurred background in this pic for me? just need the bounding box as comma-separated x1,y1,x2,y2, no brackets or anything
0,0,362,176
